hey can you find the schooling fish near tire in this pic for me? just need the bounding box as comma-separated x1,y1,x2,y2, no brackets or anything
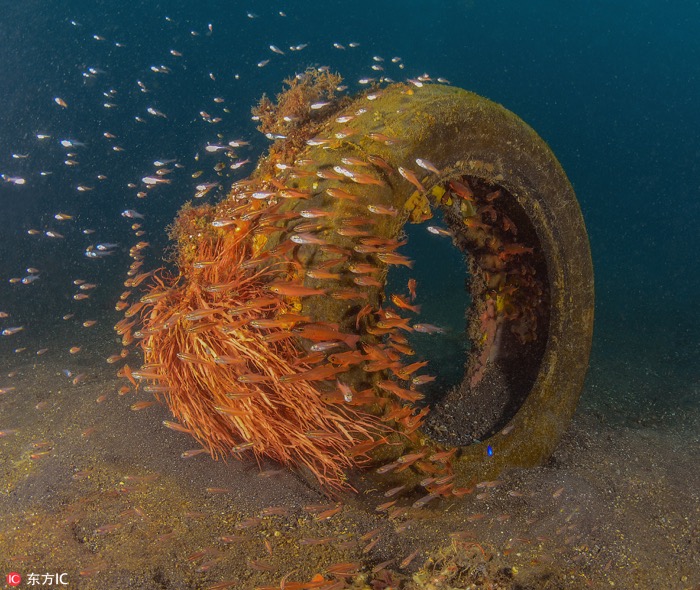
119,71,594,494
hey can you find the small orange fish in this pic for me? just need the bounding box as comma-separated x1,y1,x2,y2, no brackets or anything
95,524,122,534
357,529,380,543
413,323,445,334
279,188,312,200
162,420,192,434
389,340,415,355
72,373,87,385
237,373,271,383
336,225,371,237
294,324,360,348
359,236,406,249
502,215,517,234
290,232,332,246
376,316,413,332
355,304,373,330
247,559,275,572
391,293,421,314
328,349,366,367
476,479,502,489
114,318,136,335
184,308,217,321
341,156,370,167
353,275,382,287
319,244,352,257
367,154,394,173
316,168,345,180
375,500,397,512
368,132,398,145
291,220,326,235
176,351,207,364
498,243,534,260
330,289,368,301
449,179,475,201
428,448,457,463
299,208,334,218
412,493,439,509
181,449,208,458
326,187,358,201
293,351,326,365
362,536,381,554
347,437,387,457
371,559,395,574
231,442,255,453
236,517,262,529
376,380,424,402
326,561,360,575
367,204,398,216
131,401,156,411
384,484,407,498
396,360,429,379
79,565,106,578
399,548,421,569
466,513,486,522
118,364,139,388
314,505,343,520
407,278,417,301
348,263,377,275
396,450,428,465
261,330,294,343
305,430,342,440
129,270,154,287
143,385,172,393
350,172,385,186
376,252,413,268
304,502,338,514
260,506,290,517
267,282,326,297
397,166,425,192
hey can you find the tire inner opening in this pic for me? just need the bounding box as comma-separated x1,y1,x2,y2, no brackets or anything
386,174,550,446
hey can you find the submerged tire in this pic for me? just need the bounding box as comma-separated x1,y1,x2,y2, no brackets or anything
151,78,594,490
259,83,595,482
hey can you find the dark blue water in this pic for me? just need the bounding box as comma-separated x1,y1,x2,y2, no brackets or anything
1,0,698,414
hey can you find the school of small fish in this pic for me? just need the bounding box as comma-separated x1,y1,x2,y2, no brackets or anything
0,8,453,372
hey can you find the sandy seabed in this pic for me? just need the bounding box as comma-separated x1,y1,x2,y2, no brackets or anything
0,324,698,590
